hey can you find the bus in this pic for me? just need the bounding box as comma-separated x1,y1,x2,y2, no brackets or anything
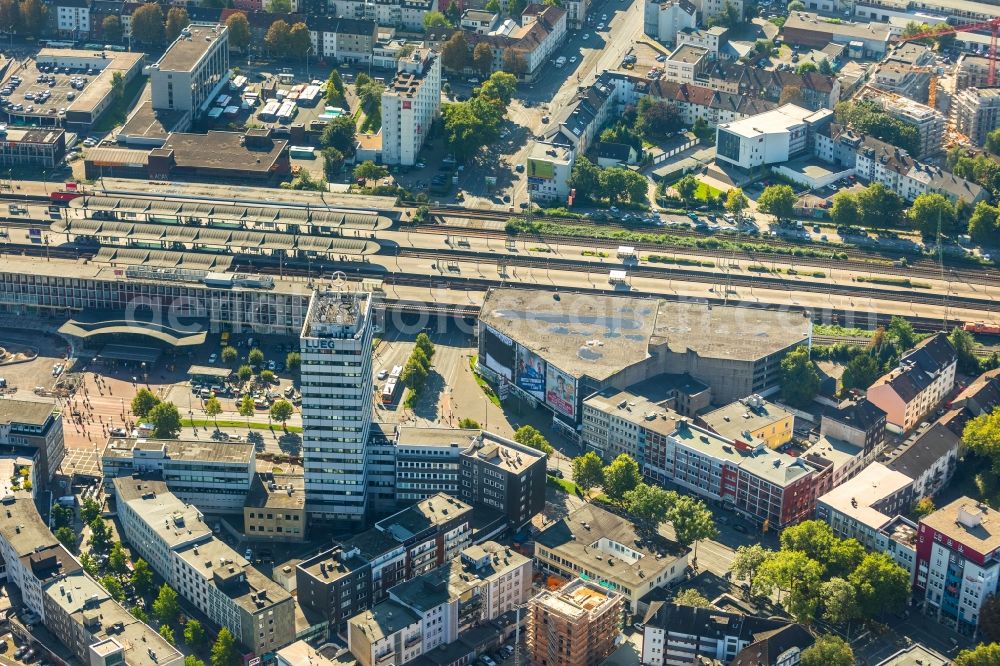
389,365,403,380
381,378,400,404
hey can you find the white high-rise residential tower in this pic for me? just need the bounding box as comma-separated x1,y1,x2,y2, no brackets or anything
299,288,374,522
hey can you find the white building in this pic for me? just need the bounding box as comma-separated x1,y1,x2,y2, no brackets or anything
715,104,832,170
525,141,574,202
299,289,375,521
307,17,378,65
101,437,255,513
150,23,230,121
691,0,742,23
381,49,440,166
676,26,728,54
643,0,698,44
0,493,63,618
348,601,423,666
662,44,710,83
55,0,91,38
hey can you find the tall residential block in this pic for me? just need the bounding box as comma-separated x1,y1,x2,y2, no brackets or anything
299,288,374,522
527,579,624,666
381,48,441,166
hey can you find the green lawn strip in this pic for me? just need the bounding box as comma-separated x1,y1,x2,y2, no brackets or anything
182,418,303,433
92,75,148,132
812,324,877,337
855,276,932,289
469,356,502,407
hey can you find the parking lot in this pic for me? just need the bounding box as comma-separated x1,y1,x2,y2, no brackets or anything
1,58,95,123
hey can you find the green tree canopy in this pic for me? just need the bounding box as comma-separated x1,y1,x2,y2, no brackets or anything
968,201,1000,245
149,402,182,439
102,15,123,42
473,42,494,76
479,71,517,107
950,326,982,375
211,627,240,666
674,589,712,607
102,575,126,603
184,618,206,648
132,558,154,596
964,409,1000,473
89,517,113,552
225,12,251,52
848,552,911,618
908,192,957,236
796,61,818,74
820,577,860,626
270,399,294,425
159,624,176,645
81,497,102,524
355,161,389,182
624,483,678,532
801,635,854,666
602,454,641,504
757,184,796,219
830,192,858,227
730,544,774,593
441,32,469,71
264,19,291,55
636,97,684,140
165,6,190,43
841,353,880,392
249,348,265,366
725,188,749,217
131,3,165,45
513,425,554,455
153,583,180,626
779,347,820,408
675,174,699,202
221,345,238,364
55,526,78,553
423,10,452,30
571,452,605,492
287,22,312,58
757,550,823,623
131,388,161,419
108,541,129,575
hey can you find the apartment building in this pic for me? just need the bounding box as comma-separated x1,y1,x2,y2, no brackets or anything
102,437,254,513
244,472,307,541
54,0,91,38
662,44,710,84
43,570,183,666
299,289,375,522
643,0,697,43
533,503,689,613
819,398,887,455
690,0,742,22
150,24,230,120
0,397,64,488
382,49,441,166
677,26,728,54
801,434,872,498
867,333,957,434
857,86,945,157
297,545,373,633
112,477,295,656
308,16,378,64
386,542,532,653
458,433,547,531
915,498,1000,633
461,8,500,32
956,54,993,89
348,600,423,666
541,76,616,154
699,396,794,450
525,141,574,202
0,493,73,617
872,43,934,103
700,63,840,111
647,79,777,128
885,421,962,502
527,579,624,666
953,87,1000,147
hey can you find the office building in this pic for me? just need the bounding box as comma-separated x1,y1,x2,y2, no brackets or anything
102,436,255,513
915,498,1000,633
662,44,710,84
299,288,375,522
43,570,183,666
112,477,296,655
0,127,67,169
0,493,71,617
381,49,441,166
527,578,624,666
953,87,1000,147
394,426,473,502
525,141,574,203
150,23,230,121
245,472,307,541
641,603,812,666
715,104,833,170
533,503,689,613
0,397,64,488
698,395,794,450
867,332,957,434
459,432,547,531
297,544,373,633
782,11,892,58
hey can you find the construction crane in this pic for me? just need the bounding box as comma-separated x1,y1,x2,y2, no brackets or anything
892,18,1000,86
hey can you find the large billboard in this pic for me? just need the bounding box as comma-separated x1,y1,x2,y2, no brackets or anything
515,346,546,400
545,364,577,419
482,325,515,380
527,158,555,180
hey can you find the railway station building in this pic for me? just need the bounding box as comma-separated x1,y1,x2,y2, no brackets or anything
477,288,812,436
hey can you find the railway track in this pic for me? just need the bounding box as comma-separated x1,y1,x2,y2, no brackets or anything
412,221,997,286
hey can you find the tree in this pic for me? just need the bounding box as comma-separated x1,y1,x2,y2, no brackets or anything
625,483,677,532
0,0,21,35
820,577,860,626
757,184,796,219
401,357,428,392
668,495,717,565
779,346,820,408
458,418,480,428
131,3,165,45
260,369,276,384
858,183,906,229
204,396,223,427
445,0,460,21
132,605,150,623
225,11,251,52
603,454,641,504
842,353,880,392
221,345,238,365
102,15,123,43
238,395,255,427
184,619,206,648
268,0,291,10
964,410,1000,473
636,97,683,140
908,192,956,236
725,188,749,219
159,624,176,645
424,10,452,31
52,503,73,529
185,658,206,666
509,0,527,16
951,326,982,375
211,627,240,666
81,497,102,524
572,452,605,493
479,72,517,107
513,425,555,455
80,552,99,576
441,97,503,161
264,19,291,55
55,526,78,553
969,201,1000,245
286,351,301,371
818,58,833,75
787,0,804,8
849,552,910,619
473,42,493,77
89,517,113,552
132,558,154,596
795,61,818,74
442,32,469,72
675,174,698,202
913,496,936,519
131,388,161,419
321,115,357,154
288,22,311,58
502,48,527,76
779,520,864,576
153,584,180,626
801,635,854,666
165,7,190,43
829,192,858,227
355,160,389,182
237,365,253,382
326,70,346,106
102,575,126,603
757,550,823,622
955,644,1000,666
887,316,917,352
149,402,182,439
980,596,1000,643
569,156,602,201
270,399,294,426
18,0,44,37
485,0,500,10
249,348,265,367
108,541,129,575
674,589,712,607
731,545,773,593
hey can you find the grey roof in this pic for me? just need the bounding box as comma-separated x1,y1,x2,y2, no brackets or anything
0,493,59,557
349,600,420,641
885,422,960,481
375,493,472,541
0,397,56,426
730,623,815,666
821,398,886,433
642,602,790,643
